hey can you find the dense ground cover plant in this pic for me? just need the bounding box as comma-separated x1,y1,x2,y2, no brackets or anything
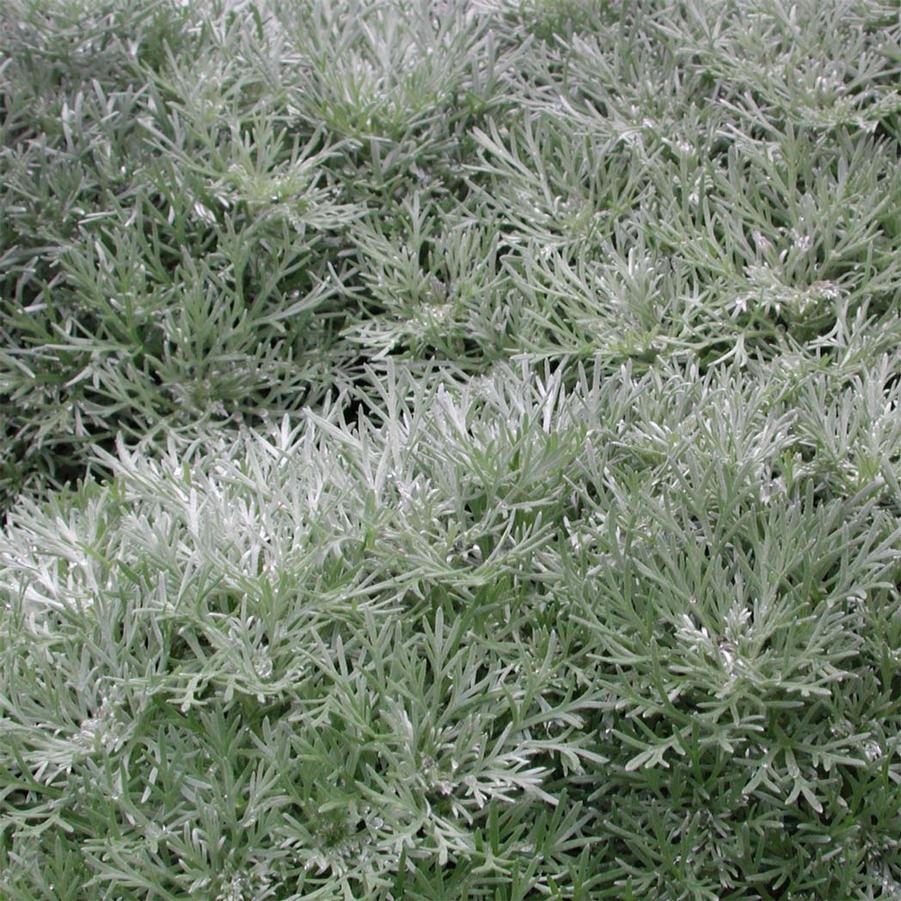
0,0,899,897
1,361,900,898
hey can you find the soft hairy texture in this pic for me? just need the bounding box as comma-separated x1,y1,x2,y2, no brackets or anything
0,0,899,898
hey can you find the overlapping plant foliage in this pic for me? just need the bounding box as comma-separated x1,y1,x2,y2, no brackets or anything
1,0,899,897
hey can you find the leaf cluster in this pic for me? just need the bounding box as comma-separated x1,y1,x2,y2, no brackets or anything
1,0,900,897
